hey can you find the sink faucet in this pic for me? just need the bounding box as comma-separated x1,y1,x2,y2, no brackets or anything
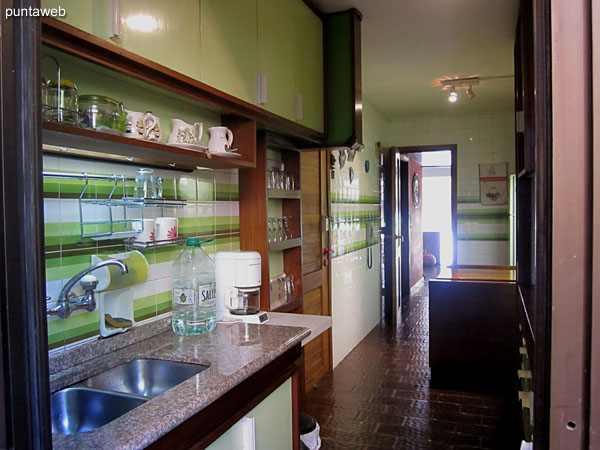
46,259,128,319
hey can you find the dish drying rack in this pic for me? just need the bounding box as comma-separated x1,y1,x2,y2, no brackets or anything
42,171,186,241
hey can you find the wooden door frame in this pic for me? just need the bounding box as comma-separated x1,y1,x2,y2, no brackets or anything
548,0,592,448
1,0,52,447
381,149,402,322
391,145,458,267
591,1,600,448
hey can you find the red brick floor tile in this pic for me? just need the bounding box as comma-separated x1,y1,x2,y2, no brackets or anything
304,279,521,449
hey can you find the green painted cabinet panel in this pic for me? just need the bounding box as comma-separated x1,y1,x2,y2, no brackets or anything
258,0,299,122
117,0,202,80
201,0,257,104
295,3,324,132
43,0,202,81
258,0,323,131
41,0,95,34
206,378,293,450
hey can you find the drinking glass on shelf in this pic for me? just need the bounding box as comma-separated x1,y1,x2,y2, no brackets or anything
283,216,292,240
267,168,273,189
277,217,285,241
283,275,295,300
278,171,286,190
267,218,274,243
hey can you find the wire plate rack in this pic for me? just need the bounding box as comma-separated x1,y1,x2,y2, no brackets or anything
42,171,186,239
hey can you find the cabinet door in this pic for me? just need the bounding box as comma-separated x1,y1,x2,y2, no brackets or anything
42,0,95,34
206,378,293,450
117,0,202,80
201,0,257,104
295,3,324,132
258,0,323,129
258,0,299,122
44,0,202,81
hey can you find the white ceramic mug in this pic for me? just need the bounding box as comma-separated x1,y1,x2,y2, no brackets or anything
155,217,178,241
168,119,203,146
144,111,162,142
132,218,155,242
207,126,233,153
124,109,146,139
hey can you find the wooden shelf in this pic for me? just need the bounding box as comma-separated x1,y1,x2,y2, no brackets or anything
267,189,302,199
41,18,324,147
42,121,255,170
271,297,303,313
268,238,302,252
240,132,303,313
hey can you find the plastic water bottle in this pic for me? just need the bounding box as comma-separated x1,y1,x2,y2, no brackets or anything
171,238,216,335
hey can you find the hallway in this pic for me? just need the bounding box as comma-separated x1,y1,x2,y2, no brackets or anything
304,280,521,449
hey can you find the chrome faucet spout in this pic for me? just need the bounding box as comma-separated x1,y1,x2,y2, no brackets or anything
47,259,129,319
58,259,128,302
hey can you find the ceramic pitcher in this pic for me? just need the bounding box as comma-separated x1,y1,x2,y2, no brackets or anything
124,109,146,139
168,119,203,146
207,126,233,153
144,111,162,142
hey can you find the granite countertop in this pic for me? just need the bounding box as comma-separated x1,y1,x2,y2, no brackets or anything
51,322,310,450
266,312,331,346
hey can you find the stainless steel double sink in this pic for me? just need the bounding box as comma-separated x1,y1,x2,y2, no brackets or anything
51,359,209,435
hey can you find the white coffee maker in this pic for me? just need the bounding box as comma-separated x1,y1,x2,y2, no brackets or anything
215,251,269,324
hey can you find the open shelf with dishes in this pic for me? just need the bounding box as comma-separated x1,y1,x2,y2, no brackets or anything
40,18,323,172
239,132,304,313
42,120,256,170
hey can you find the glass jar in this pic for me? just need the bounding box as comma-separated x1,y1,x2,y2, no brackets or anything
79,95,126,134
41,78,79,124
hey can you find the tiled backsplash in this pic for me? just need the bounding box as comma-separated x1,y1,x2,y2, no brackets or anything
388,110,515,265
43,155,240,351
328,100,385,367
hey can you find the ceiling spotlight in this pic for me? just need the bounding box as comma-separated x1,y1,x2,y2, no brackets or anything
466,85,475,99
449,86,458,103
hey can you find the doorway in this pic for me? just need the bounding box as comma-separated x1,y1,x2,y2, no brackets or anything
421,150,454,270
382,145,457,323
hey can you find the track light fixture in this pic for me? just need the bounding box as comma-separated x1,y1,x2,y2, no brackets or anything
441,77,479,103
466,85,475,99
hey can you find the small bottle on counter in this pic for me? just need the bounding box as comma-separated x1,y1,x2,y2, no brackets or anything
171,238,216,335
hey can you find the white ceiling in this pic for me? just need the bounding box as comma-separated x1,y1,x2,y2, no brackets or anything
313,0,520,118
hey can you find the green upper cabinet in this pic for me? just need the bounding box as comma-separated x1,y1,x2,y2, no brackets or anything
42,0,95,34
42,0,323,133
258,0,299,122
43,0,202,81
200,0,257,105
294,3,324,132
258,0,323,132
116,0,202,80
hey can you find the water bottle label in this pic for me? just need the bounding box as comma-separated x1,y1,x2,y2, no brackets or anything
173,288,196,305
198,283,216,308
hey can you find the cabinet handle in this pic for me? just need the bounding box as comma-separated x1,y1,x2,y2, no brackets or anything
111,0,121,38
367,247,373,270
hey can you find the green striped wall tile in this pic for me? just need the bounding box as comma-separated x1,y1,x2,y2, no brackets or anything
63,310,100,345
176,176,197,201
47,319,66,350
457,196,481,204
134,293,157,322
156,291,172,316
457,234,509,241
